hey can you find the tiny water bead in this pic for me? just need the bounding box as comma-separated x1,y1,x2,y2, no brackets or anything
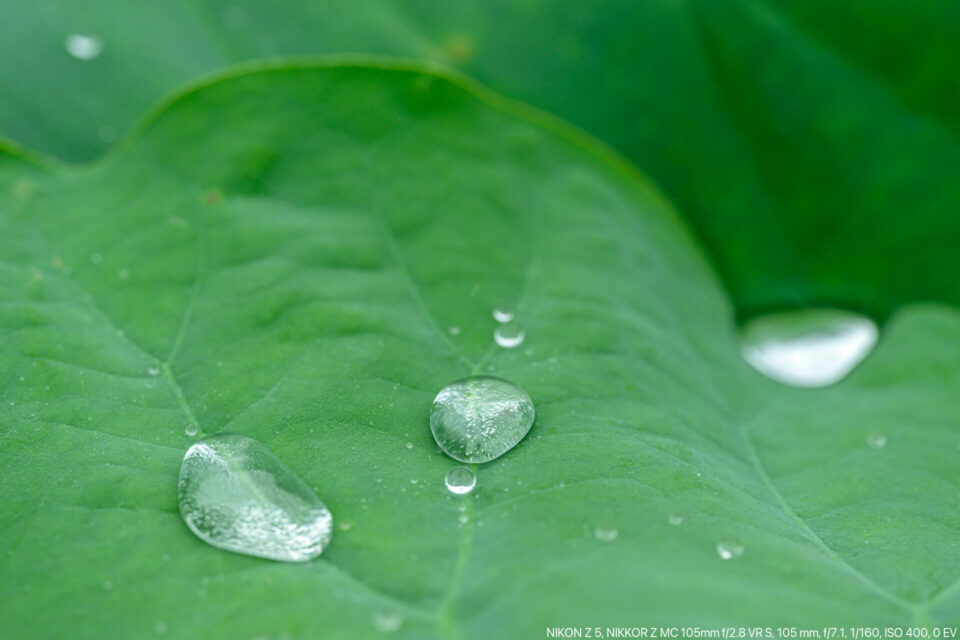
147,365,160,376
740,309,878,388
492,307,515,323
178,434,332,562
493,321,525,348
430,376,535,463
594,527,618,542
372,612,403,633
867,433,888,449
716,540,744,560
184,424,198,437
64,34,103,60
444,466,476,495
668,515,684,526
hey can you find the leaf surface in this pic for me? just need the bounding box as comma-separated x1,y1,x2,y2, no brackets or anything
1,62,958,639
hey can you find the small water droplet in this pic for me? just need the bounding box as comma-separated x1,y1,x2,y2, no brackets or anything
448,326,461,336
405,442,413,449
457,513,469,525
492,307,514,323
147,366,160,376
372,612,403,633
178,434,333,562
153,621,168,634
740,310,878,388
867,433,887,449
103,580,113,590
338,521,353,531
493,322,525,348
444,466,476,495
64,34,103,60
594,527,618,542
716,540,744,560
90,252,102,264
118,268,130,280
668,515,684,526
430,376,535,463
185,424,198,437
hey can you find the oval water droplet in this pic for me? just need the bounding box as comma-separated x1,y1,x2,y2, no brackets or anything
867,433,887,449
668,514,684,526
448,325,461,336
716,540,744,560
147,366,160,376
65,34,103,60
493,322,525,348
185,424,198,437
178,434,332,562
740,309,878,388
444,466,476,495
594,527,618,542
430,376,535,463
492,307,514,323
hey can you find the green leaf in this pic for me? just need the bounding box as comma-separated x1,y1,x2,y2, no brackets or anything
1,62,958,638
1,1,959,319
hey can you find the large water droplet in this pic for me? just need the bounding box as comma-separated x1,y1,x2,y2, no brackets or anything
740,310,878,388
430,376,535,463
493,322,525,348
445,466,476,495
64,34,103,60
178,434,332,562
716,540,744,560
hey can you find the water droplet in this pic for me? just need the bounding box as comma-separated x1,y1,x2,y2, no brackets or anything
405,442,413,449
118,268,130,280
493,322,525,348
740,310,877,388
153,621,168,634
457,513,469,525
594,527,618,542
338,521,353,531
147,366,160,376
430,376,535,463
372,612,403,633
668,515,684,526
178,434,333,562
185,424,198,437
492,307,514,323
444,466,476,495
448,325,461,336
64,34,103,60
90,252,102,264
716,540,744,560
867,433,887,449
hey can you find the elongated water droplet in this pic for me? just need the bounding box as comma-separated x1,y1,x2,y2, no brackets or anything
594,527,618,542
716,540,744,560
740,310,877,388
493,321,525,348
64,34,103,60
445,466,476,495
178,434,332,562
668,514,684,526
867,433,887,449
492,307,514,323
430,376,535,463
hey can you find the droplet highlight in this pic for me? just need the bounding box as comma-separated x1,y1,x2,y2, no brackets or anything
372,611,403,633
740,309,878,388
64,34,103,60
178,433,332,562
594,527,618,542
493,321,525,348
716,540,744,560
492,307,515,323
444,466,476,495
668,515,684,526
430,376,535,463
